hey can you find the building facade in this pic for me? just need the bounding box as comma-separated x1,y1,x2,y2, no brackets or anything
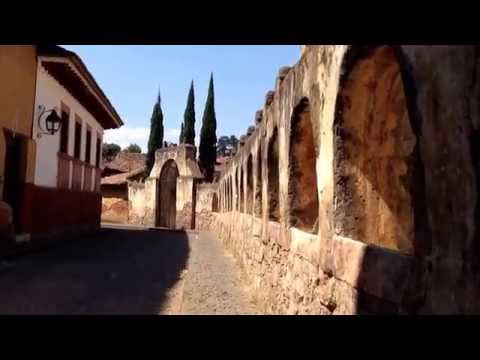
0,46,37,239
0,45,122,252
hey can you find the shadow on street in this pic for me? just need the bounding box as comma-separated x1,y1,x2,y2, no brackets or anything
0,227,190,314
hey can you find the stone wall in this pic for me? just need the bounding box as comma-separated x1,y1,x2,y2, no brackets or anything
196,183,217,213
128,179,156,226
201,211,412,314
101,197,128,224
195,184,219,231
127,144,203,229
210,45,480,314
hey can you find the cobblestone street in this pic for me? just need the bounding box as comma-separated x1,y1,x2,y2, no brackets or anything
180,232,259,315
0,225,258,315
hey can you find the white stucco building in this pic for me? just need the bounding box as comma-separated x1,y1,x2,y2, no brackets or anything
25,45,123,235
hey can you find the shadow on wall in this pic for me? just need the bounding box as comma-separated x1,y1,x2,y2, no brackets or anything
355,243,415,314
335,46,428,314
0,227,190,314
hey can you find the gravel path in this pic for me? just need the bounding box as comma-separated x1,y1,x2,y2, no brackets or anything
179,232,259,315
0,225,258,315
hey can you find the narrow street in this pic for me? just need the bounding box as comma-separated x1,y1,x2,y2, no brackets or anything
0,226,259,315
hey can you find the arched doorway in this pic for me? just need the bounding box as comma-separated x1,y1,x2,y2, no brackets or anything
158,159,179,229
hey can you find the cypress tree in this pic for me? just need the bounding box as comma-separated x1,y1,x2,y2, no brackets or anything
179,123,185,144
199,73,217,182
145,90,164,176
183,80,196,146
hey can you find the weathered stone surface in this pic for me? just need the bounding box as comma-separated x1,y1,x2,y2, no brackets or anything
265,91,275,106
278,66,291,80
208,46,480,314
255,110,263,125
101,197,128,223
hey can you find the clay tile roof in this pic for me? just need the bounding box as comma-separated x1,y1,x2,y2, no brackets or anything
101,172,130,185
101,166,146,186
126,167,146,180
103,152,146,174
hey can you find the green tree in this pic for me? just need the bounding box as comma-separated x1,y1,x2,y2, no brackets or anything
145,90,164,176
199,73,217,182
183,80,196,146
217,135,230,156
179,123,185,144
124,143,142,153
102,143,121,161
229,135,239,149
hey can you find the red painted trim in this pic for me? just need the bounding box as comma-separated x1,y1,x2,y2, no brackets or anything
20,183,101,236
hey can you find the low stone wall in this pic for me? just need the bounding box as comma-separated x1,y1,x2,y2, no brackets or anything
197,210,415,315
196,209,216,231
128,180,156,226
177,202,194,230
101,197,128,224
196,184,217,213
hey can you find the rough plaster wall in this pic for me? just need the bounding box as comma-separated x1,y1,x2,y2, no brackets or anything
400,45,480,313
288,102,319,233
334,46,415,254
101,197,128,223
150,145,199,180
176,178,196,229
196,184,217,213
128,179,156,226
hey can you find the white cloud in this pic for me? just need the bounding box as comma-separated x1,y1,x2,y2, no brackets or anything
164,128,181,144
104,127,181,153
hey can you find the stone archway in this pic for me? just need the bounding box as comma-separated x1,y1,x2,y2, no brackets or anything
157,159,179,229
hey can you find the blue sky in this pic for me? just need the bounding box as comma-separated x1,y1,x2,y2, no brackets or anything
63,45,301,152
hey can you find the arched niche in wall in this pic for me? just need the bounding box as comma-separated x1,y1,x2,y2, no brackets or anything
228,176,232,211
267,127,280,222
246,154,254,214
254,144,263,218
235,167,240,211
212,192,219,212
240,165,245,213
333,45,425,255
288,98,319,234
